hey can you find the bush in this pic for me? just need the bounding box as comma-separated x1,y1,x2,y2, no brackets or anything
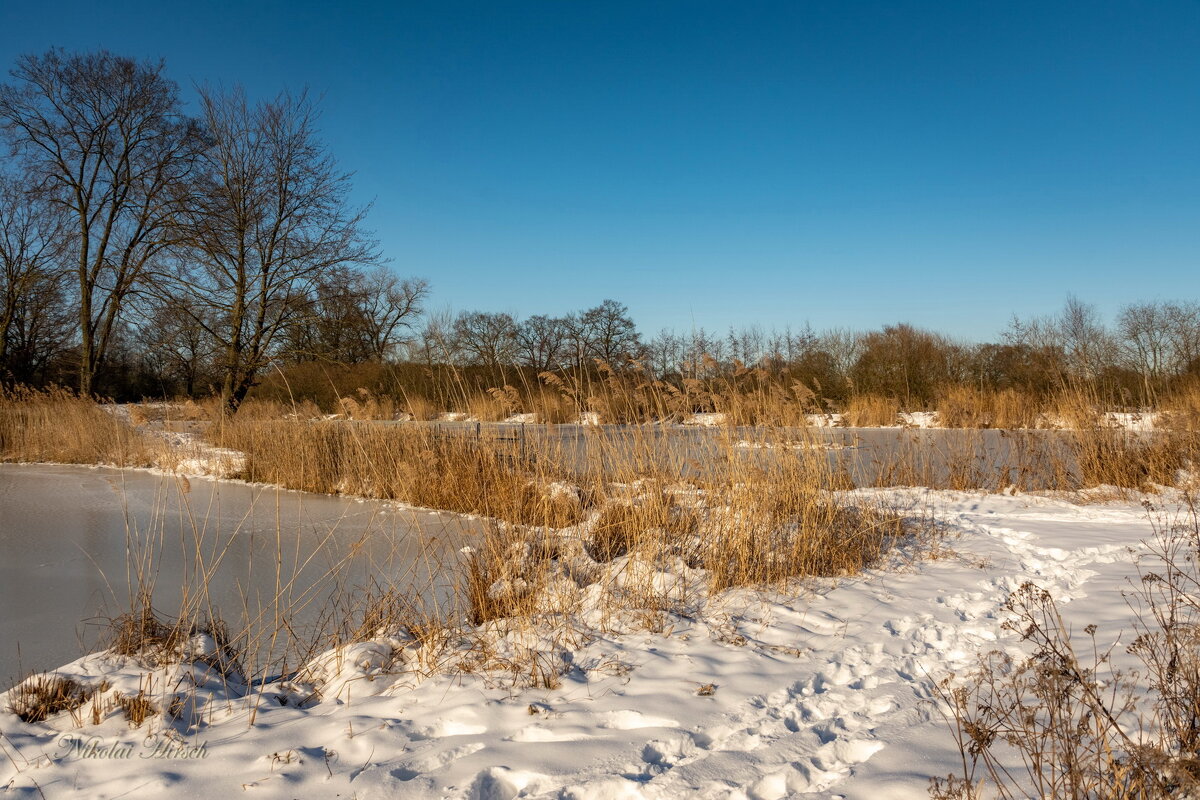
933,498,1200,799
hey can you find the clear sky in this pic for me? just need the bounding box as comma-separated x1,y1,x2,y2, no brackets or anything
2,1,1198,341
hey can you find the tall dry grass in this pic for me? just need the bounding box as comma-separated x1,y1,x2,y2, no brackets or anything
1042,390,1104,430
935,386,1040,429
208,410,916,585
208,413,924,598
711,381,822,427
237,368,1197,433
1050,391,1196,491
1162,382,1200,432
527,388,577,423
224,350,1200,436
563,362,678,424
849,427,1196,495
211,417,585,527
851,389,1195,494
1068,429,1189,490
844,394,901,427
0,408,925,715
463,391,511,422
335,387,399,420
447,426,920,638
228,397,322,421
214,378,1200,501
534,360,816,425
0,387,156,466
702,459,910,591
126,397,220,426
402,394,439,421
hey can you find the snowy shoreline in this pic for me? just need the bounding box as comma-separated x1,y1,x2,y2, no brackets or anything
0,486,1166,799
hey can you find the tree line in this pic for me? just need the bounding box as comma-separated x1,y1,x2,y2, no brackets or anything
3,50,1199,412
266,295,1200,412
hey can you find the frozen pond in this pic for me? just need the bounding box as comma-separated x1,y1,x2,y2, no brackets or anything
0,464,478,685
381,420,1084,488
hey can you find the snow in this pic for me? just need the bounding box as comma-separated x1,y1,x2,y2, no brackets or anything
1101,410,1159,432
0,488,1168,798
734,440,857,451
682,413,727,427
900,411,939,429
149,429,246,478
681,411,936,429
680,409,1162,431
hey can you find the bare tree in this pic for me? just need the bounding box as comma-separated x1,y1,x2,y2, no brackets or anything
276,267,422,364
726,324,766,367
1058,295,1115,383
138,298,218,396
164,86,379,412
0,173,68,381
0,49,202,395
681,327,726,378
580,299,643,366
1165,302,1200,378
515,314,569,371
279,265,374,363
1117,301,1174,398
452,310,518,371
560,311,591,372
353,267,427,360
647,328,684,379
408,308,458,369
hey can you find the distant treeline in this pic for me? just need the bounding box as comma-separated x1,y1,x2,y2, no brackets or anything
2,50,1198,413
239,295,1200,415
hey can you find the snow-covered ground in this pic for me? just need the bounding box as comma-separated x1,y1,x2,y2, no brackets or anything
149,429,246,478
0,488,1164,799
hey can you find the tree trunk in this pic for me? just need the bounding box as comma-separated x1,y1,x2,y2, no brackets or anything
219,368,238,415
78,293,93,397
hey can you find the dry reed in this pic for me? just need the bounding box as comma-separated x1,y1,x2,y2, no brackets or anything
0,387,156,466
211,417,585,527
336,388,398,420
935,386,1040,429
1162,382,1200,432
463,392,510,422
527,389,577,424
6,675,96,723
843,394,901,427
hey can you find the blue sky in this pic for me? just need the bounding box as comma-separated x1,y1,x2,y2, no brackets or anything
2,1,1198,341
